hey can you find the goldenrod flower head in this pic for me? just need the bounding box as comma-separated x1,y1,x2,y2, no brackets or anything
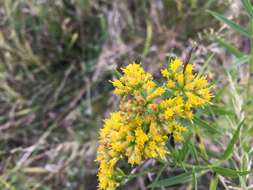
161,57,212,111
112,63,153,96
97,58,212,190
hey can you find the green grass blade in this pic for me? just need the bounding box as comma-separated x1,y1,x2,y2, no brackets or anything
151,163,169,190
250,19,253,72
148,171,192,188
192,167,198,190
207,10,251,38
209,105,234,116
234,55,251,66
241,0,253,18
197,53,214,77
142,20,152,57
211,166,250,178
114,69,122,78
178,133,192,162
189,142,199,164
219,120,244,160
209,174,219,190
216,37,244,58
126,168,156,181
148,170,207,188
193,117,220,134
0,176,16,190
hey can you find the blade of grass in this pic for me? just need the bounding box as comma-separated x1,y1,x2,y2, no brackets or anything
241,0,253,18
209,173,219,190
192,166,198,190
193,117,221,134
178,133,192,162
250,18,253,72
211,166,250,178
0,176,16,190
148,171,192,188
197,53,214,77
207,10,251,38
219,119,244,160
216,37,244,58
148,169,207,188
209,105,234,116
189,142,199,164
151,163,169,190
126,167,157,181
142,20,152,57
234,55,250,67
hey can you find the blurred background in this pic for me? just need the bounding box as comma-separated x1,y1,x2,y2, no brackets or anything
0,0,251,189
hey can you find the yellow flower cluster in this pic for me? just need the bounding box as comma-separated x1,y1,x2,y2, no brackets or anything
161,58,212,119
97,59,212,190
111,64,153,96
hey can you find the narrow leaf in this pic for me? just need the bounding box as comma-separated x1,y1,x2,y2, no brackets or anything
216,37,244,58
209,174,219,190
241,0,253,18
189,142,199,164
250,19,253,72
192,167,198,190
208,10,251,38
211,166,250,178
193,117,220,134
148,170,207,188
114,69,122,78
178,133,192,162
219,120,244,160
151,163,169,190
209,105,234,116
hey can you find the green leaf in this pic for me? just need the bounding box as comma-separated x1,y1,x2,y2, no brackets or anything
193,117,220,134
212,84,228,102
178,133,192,162
189,142,199,164
126,168,156,180
192,167,198,190
151,163,169,190
250,19,253,72
241,0,253,18
209,174,219,190
198,53,214,77
148,170,207,188
114,69,122,78
142,20,152,57
216,37,244,58
209,105,234,116
148,171,192,188
211,166,250,178
207,10,251,38
219,120,244,160
234,55,251,66
0,175,16,190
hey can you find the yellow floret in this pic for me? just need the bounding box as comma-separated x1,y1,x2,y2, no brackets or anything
135,127,149,149
170,58,182,72
161,68,170,78
147,87,165,100
167,80,176,88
